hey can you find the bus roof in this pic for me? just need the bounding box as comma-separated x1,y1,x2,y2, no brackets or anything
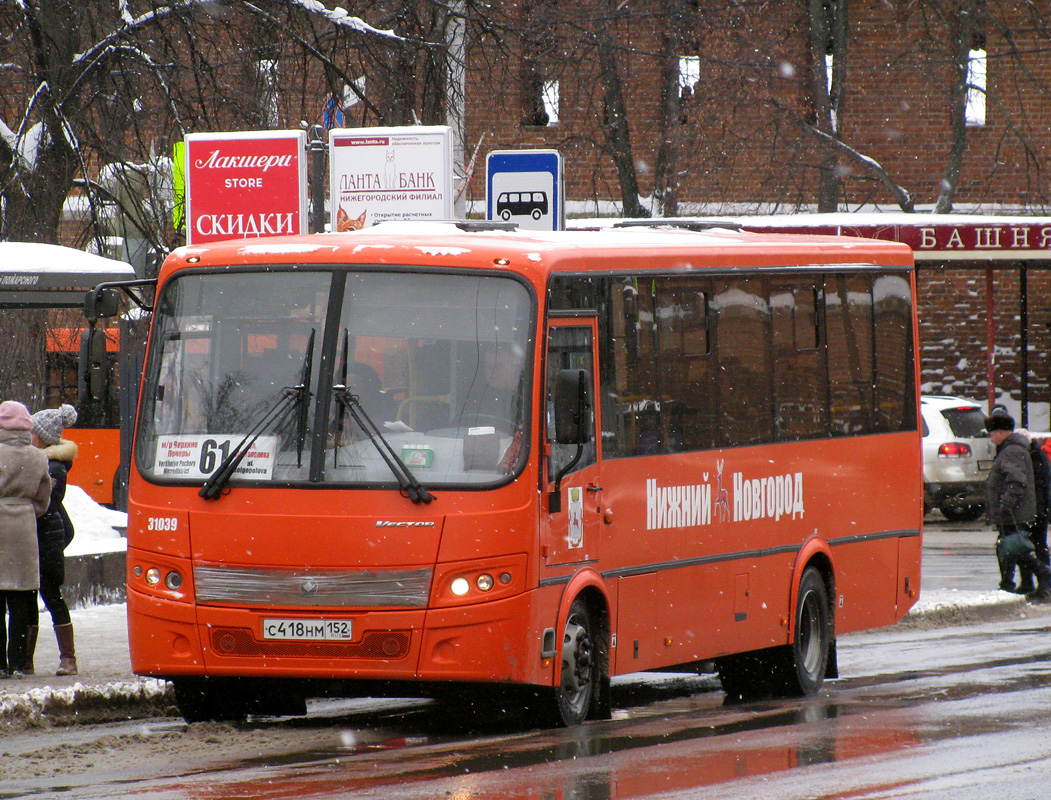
0,242,136,308
161,221,914,284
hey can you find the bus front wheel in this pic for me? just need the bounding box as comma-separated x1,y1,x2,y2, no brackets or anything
172,677,248,723
551,597,599,726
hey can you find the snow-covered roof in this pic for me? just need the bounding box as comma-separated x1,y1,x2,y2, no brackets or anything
0,242,135,308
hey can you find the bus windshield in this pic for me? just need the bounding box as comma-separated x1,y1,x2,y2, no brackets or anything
136,268,533,490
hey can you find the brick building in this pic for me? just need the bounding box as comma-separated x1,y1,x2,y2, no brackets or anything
451,1,1051,418
8,0,1051,416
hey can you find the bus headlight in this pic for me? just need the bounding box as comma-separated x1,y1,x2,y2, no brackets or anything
450,577,471,596
164,570,184,591
145,568,161,586
433,555,527,607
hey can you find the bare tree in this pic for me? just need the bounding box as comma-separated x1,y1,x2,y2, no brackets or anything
593,0,648,218
0,0,407,249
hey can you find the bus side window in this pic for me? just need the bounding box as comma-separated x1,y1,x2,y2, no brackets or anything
714,277,774,447
771,283,827,441
654,278,714,452
607,278,661,456
873,274,915,432
826,274,875,435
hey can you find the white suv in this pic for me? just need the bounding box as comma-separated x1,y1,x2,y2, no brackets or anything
921,395,996,521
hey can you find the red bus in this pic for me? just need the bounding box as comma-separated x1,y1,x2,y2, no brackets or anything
106,221,921,724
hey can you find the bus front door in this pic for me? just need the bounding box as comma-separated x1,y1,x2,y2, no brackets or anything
543,320,603,567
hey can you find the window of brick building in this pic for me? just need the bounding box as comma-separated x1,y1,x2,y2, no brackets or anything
966,36,987,127
678,55,700,100
523,68,559,126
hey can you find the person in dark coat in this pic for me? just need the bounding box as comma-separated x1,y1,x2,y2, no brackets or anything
0,400,52,677
985,409,1051,601
1029,436,1051,565
27,403,79,676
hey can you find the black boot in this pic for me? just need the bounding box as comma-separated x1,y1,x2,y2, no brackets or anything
23,625,37,675
1025,560,1051,603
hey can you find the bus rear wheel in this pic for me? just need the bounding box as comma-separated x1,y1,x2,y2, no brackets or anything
780,567,831,696
551,597,598,726
716,567,831,700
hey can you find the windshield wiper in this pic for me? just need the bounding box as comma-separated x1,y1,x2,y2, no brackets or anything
332,384,434,505
199,329,316,501
334,329,350,468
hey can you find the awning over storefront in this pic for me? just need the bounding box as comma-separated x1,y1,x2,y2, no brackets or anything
726,213,1051,263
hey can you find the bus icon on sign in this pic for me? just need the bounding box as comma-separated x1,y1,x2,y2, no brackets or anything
496,191,549,221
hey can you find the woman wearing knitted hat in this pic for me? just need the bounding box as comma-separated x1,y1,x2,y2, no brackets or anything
28,403,79,676
0,400,52,678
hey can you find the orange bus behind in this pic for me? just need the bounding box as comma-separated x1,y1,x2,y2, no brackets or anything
46,327,121,506
115,222,922,725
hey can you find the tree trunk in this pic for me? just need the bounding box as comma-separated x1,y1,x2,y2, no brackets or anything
653,0,687,218
807,0,848,212
594,0,647,218
935,5,976,213
0,310,48,411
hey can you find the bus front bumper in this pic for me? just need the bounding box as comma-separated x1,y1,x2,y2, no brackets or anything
127,586,546,687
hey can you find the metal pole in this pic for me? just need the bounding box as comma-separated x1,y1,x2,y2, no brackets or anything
308,125,326,234
987,265,996,413
1021,261,1029,428
445,0,467,218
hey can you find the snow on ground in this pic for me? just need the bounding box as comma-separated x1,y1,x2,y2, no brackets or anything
63,484,127,556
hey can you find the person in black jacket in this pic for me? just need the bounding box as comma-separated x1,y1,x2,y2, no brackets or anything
985,409,1051,602
27,404,79,676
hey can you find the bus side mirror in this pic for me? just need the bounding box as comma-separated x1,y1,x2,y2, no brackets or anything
84,286,121,321
553,368,591,445
79,329,109,402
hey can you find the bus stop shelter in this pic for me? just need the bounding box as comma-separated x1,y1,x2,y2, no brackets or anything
0,242,135,308
724,214,1051,427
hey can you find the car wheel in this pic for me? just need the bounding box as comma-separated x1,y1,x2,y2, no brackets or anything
940,501,985,522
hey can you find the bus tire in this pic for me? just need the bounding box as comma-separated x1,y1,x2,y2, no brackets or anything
551,596,599,726
716,567,831,701
172,677,248,723
780,566,831,696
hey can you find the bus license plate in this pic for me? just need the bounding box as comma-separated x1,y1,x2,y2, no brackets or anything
262,619,353,641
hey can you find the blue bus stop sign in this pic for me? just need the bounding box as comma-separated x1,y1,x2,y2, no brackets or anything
486,150,564,231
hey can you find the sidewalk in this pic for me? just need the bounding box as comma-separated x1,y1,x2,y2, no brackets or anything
0,520,1037,729
0,603,171,730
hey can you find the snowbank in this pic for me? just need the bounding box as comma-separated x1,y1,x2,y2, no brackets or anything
63,484,127,556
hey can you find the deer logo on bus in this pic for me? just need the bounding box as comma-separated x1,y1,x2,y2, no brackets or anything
715,459,731,522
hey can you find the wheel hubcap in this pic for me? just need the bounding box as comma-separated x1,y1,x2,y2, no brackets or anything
562,613,593,711
798,590,822,676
